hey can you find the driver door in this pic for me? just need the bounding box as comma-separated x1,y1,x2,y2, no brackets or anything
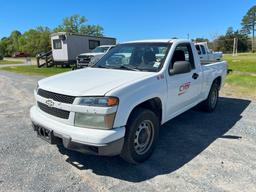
166,43,202,118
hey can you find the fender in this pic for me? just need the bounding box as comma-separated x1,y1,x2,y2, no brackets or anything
107,74,167,128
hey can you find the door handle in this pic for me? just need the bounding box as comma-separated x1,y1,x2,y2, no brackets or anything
192,73,199,79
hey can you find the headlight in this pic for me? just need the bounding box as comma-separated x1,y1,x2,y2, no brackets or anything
74,112,116,129
90,56,99,64
78,97,119,107
75,96,119,129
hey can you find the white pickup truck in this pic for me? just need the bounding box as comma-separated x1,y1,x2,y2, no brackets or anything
30,39,227,164
76,45,115,69
195,42,223,64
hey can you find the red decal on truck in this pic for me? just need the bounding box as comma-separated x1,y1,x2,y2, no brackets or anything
178,82,191,95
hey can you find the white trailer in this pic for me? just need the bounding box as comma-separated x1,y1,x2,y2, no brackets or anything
51,32,116,65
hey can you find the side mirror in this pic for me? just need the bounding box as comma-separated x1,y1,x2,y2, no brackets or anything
170,61,191,75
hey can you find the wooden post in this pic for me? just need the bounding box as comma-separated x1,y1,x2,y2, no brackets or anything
46,55,48,68
233,38,236,56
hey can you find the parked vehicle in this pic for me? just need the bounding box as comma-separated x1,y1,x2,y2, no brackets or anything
30,39,227,164
76,45,115,69
12,52,30,58
195,42,222,64
51,32,116,66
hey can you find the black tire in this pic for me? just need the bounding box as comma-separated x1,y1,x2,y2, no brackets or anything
199,82,219,112
121,108,159,164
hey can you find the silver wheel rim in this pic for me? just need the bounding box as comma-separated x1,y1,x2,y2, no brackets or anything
211,89,217,108
134,120,154,155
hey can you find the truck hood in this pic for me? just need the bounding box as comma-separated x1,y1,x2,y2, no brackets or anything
38,68,154,96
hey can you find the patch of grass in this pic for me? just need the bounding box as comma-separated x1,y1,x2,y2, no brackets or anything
0,65,70,76
226,73,256,88
223,53,256,73
0,60,24,64
223,73,256,99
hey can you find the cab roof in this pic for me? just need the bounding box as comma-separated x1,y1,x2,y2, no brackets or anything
122,39,190,44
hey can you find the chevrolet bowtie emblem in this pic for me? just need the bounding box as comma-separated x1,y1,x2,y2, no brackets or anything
45,99,55,108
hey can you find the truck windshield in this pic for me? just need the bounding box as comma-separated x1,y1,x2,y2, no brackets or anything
94,43,171,72
92,47,110,53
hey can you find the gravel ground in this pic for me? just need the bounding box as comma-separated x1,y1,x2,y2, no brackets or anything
0,70,256,192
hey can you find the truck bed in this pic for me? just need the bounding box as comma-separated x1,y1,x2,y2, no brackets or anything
201,61,227,96
201,60,222,65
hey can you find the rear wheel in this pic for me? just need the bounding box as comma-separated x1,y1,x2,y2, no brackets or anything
121,108,159,164
200,82,219,112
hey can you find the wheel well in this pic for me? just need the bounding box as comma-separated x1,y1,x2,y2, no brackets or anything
129,98,162,124
213,76,221,89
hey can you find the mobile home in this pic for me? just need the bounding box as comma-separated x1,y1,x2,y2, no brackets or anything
51,32,116,65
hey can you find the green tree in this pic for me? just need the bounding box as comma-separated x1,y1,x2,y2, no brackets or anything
80,25,103,37
192,38,209,42
0,31,22,56
19,27,51,56
0,37,14,57
213,27,249,53
241,5,256,52
10,30,21,50
54,14,104,37
0,43,4,60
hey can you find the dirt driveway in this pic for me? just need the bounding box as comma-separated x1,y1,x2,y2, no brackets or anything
0,70,255,192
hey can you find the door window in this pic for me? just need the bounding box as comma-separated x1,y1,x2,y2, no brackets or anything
195,45,201,55
170,43,195,70
200,45,206,54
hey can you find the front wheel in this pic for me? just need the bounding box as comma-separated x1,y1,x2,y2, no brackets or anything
200,82,219,112
121,108,159,164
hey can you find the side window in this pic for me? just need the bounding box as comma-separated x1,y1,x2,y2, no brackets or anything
170,43,195,70
200,45,206,54
89,40,100,50
53,39,62,49
195,45,201,55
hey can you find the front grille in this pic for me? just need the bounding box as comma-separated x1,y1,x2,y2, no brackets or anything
78,59,91,64
37,102,70,119
38,89,75,104
77,56,92,64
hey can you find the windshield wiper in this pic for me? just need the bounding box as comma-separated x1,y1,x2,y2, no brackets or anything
96,65,108,68
119,65,139,71
95,64,139,71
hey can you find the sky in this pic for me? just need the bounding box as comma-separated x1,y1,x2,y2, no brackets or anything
0,0,255,42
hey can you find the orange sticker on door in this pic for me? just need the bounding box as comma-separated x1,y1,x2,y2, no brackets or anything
178,82,191,96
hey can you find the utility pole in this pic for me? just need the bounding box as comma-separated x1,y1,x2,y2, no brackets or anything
233,38,236,56
187,33,190,40
233,38,235,56
235,38,238,56
233,38,238,56
251,12,256,52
